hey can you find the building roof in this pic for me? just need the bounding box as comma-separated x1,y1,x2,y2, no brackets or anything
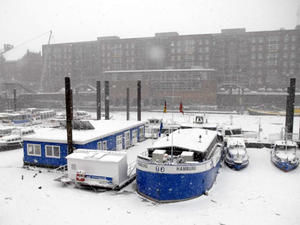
23,120,145,145
66,149,126,163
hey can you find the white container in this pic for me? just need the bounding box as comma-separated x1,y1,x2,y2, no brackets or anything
66,149,128,188
181,151,194,162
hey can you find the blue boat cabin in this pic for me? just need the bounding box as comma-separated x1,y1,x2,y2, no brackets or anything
23,120,145,168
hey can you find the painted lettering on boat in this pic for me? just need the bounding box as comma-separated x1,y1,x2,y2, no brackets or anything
176,166,196,171
155,166,165,173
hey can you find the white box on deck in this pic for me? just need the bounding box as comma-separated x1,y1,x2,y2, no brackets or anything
152,149,166,163
181,151,194,162
66,149,128,186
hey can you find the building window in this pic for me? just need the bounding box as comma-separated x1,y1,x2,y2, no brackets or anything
290,52,296,59
45,145,60,158
27,144,41,156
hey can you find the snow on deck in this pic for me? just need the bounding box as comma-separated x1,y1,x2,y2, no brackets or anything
67,149,126,162
152,128,217,152
23,120,145,144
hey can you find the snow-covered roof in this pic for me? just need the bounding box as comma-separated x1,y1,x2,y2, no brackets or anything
274,140,297,147
227,137,245,147
66,149,126,162
151,128,217,153
23,120,145,145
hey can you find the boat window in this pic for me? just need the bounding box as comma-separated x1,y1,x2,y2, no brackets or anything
225,130,232,135
275,145,296,151
232,129,242,135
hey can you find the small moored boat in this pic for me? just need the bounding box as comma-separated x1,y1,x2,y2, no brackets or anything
224,137,249,170
271,140,299,172
136,128,223,202
0,135,23,151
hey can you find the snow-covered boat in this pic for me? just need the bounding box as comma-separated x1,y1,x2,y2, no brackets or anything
224,137,249,170
0,127,34,151
55,110,91,120
0,126,15,137
218,124,243,139
136,128,223,202
0,135,23,151
271,140,299,172
248,107,300,116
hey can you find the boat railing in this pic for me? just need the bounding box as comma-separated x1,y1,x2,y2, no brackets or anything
138,151,221,171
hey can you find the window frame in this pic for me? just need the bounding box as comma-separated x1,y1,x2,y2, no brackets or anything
45,145,61,158
27,144,41,156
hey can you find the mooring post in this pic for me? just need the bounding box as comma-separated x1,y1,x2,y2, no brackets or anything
96,81,101,120
13,89,17,111
105,81,109,120
285,78,296,139
126,88,130,120
137,80,141,121
65,77,73,155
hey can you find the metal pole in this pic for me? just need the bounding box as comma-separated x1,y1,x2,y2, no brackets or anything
105,81,109,120
285,78,296,139
137,80,141,121
126,88,130,120
65,77,73,155
96,81,101,120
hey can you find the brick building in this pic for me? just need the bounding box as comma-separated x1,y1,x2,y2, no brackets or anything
42,27,300,93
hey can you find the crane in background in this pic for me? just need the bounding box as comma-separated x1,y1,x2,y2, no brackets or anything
0,30,53,92
39,30,53,92
0,44,14,56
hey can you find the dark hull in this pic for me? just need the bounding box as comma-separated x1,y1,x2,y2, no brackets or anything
271,157,299,172
225,158,249,170
0,142,23,151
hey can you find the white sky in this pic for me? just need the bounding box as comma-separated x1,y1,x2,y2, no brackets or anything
0,0,299,60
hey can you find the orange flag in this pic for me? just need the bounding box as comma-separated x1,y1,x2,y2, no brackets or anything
163,100,167,113
179,101,184,114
